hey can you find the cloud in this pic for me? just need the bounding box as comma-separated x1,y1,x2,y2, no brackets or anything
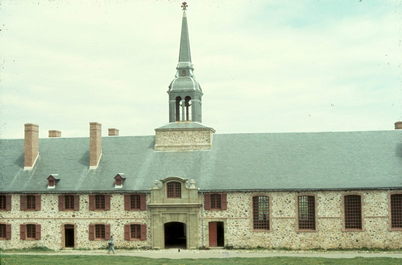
0,0,400,138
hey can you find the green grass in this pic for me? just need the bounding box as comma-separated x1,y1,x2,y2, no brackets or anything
1,255,402,265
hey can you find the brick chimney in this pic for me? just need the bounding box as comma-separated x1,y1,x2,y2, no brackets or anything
395,121,402,130
24,123,39,170
108,128,119,136
48,130,61,137
89,122,102,169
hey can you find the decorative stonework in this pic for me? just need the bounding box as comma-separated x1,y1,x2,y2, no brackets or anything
154,122,215,151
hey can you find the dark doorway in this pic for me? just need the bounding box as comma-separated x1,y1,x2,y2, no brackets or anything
209,222,224,247
64,224,74,248
164,222,186,248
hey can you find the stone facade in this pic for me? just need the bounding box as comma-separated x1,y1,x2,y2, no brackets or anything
1,189,402,250
154,127,214,151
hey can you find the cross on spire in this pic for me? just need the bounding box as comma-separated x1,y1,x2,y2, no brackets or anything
181,2,188,11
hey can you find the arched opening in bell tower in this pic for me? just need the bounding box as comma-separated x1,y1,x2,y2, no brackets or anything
175,96,182,121
185,96,192,121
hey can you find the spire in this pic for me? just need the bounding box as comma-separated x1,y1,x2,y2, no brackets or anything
167,2,203,123
178,2,192,67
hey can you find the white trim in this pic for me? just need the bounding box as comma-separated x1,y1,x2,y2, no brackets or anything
89,152,102,170
23,153,39,171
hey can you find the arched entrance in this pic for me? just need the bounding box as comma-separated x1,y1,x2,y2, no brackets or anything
164,222,186,248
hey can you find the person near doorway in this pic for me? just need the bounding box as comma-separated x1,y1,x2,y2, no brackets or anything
107,235,115,254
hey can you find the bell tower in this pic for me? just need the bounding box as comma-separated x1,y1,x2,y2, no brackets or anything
155,2,215,152
168,2,203,123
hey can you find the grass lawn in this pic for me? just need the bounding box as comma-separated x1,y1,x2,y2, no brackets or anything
1,255,402,265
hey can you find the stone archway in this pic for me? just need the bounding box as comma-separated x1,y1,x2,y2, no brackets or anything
149,177,201,249
164,222,186,248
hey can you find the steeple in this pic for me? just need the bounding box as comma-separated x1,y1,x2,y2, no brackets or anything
168,2,203,123
178,2,191,65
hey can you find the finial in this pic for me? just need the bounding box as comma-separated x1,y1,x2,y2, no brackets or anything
181,2,188,11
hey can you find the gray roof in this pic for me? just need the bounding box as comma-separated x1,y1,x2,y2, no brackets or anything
1,130,402,193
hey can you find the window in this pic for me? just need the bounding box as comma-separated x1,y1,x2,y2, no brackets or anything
27,195,36,210
0,224,11,240
204,193,227,210
344,195,362,230
89,195,110,211
130,224,141,239
95,224,105,239
253,196,269,230
130,195,140,209
124,223,147,241
95,195,105,209
89,224,110,240
65,195,75,210
114,174,126,188
59,195,79,211
20,224,41,240
26,224,36,239
298,196,316,230
167,182,181,198
0,195,6,210
48,179,55,187
391,194,402,228
211,194,222,209
0,195,11,211
124,194,146,211
0,224,5,238
21,195,40,211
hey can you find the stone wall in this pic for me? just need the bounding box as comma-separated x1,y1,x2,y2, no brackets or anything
0,194,150,250
154,129,213,151
1,190,402,250
200,191,402,249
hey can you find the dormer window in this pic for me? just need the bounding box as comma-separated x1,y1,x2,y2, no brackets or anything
47,174,60,189
114,173,126,188
167,182,181,198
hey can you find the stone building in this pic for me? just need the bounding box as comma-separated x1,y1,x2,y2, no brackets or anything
1,3,402,250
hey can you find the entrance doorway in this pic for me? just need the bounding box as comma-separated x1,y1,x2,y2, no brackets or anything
164,222,186,248
64,224,75,248
209,222,224,247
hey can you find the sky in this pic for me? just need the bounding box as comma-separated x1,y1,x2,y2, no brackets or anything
0,0,401,139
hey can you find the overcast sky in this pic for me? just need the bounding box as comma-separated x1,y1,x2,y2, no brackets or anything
0,0,401,139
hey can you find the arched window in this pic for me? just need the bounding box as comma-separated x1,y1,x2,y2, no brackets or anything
167,182,181,198
185,96,192,121
175,97,182,121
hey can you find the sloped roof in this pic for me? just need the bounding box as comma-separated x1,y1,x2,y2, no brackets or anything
1,130,402,193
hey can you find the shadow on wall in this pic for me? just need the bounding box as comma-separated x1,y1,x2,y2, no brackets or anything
15,154,24,167
79,151,89,166
395,143,402,158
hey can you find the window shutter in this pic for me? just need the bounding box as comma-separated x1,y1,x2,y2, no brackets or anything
5,195,11,211
89,195,95,211
221,193,227,210
35,224,41,240
20,195,27,211
124,195,130,210
124,224,130,240
140,194,146,211
88,224,95,240
105,195,111,211
105,224,111,240
74,195,80,211
35,195,41,211
58,195,65,211
140,224,147,241
6,224,11,240
20,224,26,240
204,193,211,210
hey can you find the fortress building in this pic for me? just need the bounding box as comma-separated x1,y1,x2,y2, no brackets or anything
1,3,402,250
